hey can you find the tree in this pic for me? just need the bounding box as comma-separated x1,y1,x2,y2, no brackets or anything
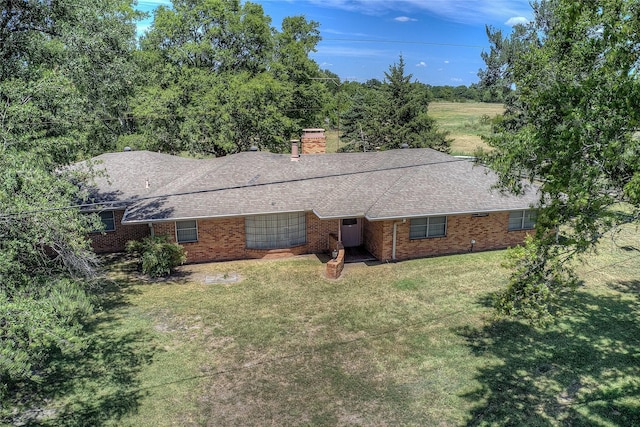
0,0,140,158
0,0,136,417
133,1,329,155
480,0,640,324
341,56,449,152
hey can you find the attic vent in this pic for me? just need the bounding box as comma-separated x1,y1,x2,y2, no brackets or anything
249,145,258,152
123,146,132,152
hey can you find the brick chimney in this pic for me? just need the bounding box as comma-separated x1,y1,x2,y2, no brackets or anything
301,128,326,154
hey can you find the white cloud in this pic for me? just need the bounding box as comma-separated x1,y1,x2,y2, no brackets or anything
309,0,532,25
394,16,417,22
505,16,528,26
451,77,463,82
416,61,426,67
444,60,449,64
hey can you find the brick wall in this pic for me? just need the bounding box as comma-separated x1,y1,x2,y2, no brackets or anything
363,218,385,260
153,217,246,263
301,128,326,154
89,210,150,253
153,212,338,264
376,212,532,261
95,211,530,264
326,241,345,279
306,213,339,253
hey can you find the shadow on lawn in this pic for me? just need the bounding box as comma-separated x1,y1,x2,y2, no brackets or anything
458,285,640,426
7,270,155,427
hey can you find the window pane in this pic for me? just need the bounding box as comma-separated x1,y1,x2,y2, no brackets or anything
428,217,446,237
99,211,115,231
508,211,524,230
246,212,306,249
176,220,197,243
523,211,536,229
410,218,427,239
411,217,446,239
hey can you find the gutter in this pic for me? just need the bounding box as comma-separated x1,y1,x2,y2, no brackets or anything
365,207,536,222
121,208,315,225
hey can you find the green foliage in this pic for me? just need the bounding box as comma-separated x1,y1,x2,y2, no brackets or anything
132,0,328,155
0,278,93,383
341,55,449,152
0,0,140,157
480,0,640,322
126,236,187,278
0,152,99,411
0,0,135,414
494,236,578,326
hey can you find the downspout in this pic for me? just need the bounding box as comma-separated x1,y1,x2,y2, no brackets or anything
392,222,398,261
148,223,155,237
391,219,406,261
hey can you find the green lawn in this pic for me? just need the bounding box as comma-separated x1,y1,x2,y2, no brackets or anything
9,225,640,426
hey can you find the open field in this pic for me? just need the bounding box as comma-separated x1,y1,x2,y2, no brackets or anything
327,102,503,155
429,101,504,155
7,225,640,426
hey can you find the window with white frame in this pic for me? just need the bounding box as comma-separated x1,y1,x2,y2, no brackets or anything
98,211,116,232
245,212,306,249
508,210,536,231
176,220,198,243
409,216,447,239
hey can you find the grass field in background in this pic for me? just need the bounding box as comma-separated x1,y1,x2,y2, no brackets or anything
429,101,504,155
12,224,640,426
326,101,503,156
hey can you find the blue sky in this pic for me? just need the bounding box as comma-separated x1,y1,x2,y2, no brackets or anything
135,0,532,86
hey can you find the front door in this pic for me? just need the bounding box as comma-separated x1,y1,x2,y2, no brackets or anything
341,218,363,247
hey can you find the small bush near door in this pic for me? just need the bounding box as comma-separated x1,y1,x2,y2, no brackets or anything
126,236,187,278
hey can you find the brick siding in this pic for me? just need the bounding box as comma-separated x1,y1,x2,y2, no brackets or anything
301,139,326,154
363,218,385,260
152,212,339,264
101,211,529,264
301,128,326,154
89,210,150,253
375,212,531,261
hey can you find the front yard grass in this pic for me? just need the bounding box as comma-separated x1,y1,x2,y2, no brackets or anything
15,225,640,426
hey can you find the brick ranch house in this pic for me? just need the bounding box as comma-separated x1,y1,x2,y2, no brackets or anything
83,129,539,271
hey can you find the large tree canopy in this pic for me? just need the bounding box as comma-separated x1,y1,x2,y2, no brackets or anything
0,0,137,418
480,0,640,324
0,0,140,159
132,0,328,156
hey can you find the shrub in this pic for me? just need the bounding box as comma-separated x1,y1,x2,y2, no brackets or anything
126,236,187,278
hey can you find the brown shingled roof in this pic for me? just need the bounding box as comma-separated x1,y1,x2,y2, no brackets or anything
81,149,539,222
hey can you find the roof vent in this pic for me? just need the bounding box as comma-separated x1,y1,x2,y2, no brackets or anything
291,140,300,161
400,143,409,149
249,145,258,152
123,146,132,152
